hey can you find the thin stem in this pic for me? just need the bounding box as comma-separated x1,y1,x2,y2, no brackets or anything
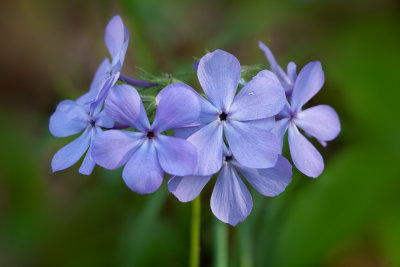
118,74,158,88
190,195,201,267
215,220,228,267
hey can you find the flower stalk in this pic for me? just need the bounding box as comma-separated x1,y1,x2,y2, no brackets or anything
190,195,201,267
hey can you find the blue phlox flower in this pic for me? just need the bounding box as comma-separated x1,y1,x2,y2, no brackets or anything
270,61,341,178
168,146,292,226
258,41,297,96
78,15,130,111
91,83,201,194
49,98,114,175
172,49,287,176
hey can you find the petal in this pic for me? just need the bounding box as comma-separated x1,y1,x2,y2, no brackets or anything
79,127,102,175
156,83,218,126
51,128,91,172
187,121,224,175
49,100,88,138
295,105,341,141
211,164,253,226
105,15,125,61
95,110,114,128
197,49,240,110
224,120,279,169
122,140,164,194
90,73,120,114
286,62,297,84
258,41,292,90
154,135,198,176
111,27,129,71
104,84,143,128
272,118,290,152
168,175,211,202
288,123,324,178
91,130,144,169
174,125,203,139
235,155,292,197
291,61,325,111
229,71,286,121
152,83,201,132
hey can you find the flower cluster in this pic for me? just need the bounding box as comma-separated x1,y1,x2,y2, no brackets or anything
50,15,340,226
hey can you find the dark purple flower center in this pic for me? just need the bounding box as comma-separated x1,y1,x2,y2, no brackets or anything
89,119,96,127
219,112,228,121
147,131,155,139
224,155,233,162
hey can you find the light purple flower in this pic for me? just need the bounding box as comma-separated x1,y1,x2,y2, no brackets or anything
91,83,201,194
258,41,297,96
172,49,286,176
49,99,114,175
79,15,130,111
168,147,292,226
271,61,341,178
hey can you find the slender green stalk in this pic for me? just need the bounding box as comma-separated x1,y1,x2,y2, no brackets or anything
215,220,228,267
190,196,201,267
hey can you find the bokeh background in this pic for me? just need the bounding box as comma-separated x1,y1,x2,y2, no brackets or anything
0,0,399,266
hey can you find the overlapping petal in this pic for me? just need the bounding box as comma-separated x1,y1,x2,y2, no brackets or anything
104,84,142,127
224,120,279,169
187,121,224,175
122,140,164,194
79,127,102,175
211,164,253,226
295,105,341,141
288,123,324,178
92,130,144,169
291,61,325,111
51,128,91,172
197,50,240,110
105,15,125,61
95,110,114,128
154,135,198,176
168,175,211,202
235,155,292,197
49,100,88,138
152,83,201,132
229,72,286,121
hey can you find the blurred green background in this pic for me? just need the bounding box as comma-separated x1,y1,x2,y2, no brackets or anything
0,0,399,266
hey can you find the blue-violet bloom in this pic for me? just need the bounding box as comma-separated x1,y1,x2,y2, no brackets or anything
168,146,292,226
91,83,200,194
50,99,114,175
79,15,129,111
273,61,341,178
258,41,297,96
172,49,287,176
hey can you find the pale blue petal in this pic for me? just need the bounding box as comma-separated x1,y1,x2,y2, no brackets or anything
79,127,102,175
211,164,253,226
235,155,292,197
49,100,88,138
92,130,144,169
105,15,125,62
152,83,201,132
187,121,224,175
286,61,297,84
288,123,324,178
168,175,211,202
95,110,114,128
197,50,240,110
291,61,325,111
154,135,198,176
104,84,142,128
51,128,91,172
229,71,286,121
224,120,279,169
272,118,290,152
174,125,203,139
295,105,341,141
122,140,164,194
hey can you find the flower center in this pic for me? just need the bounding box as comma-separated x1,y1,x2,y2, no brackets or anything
147,131,155,139
89,119,96,127
219,112,228,121
224,155,233,162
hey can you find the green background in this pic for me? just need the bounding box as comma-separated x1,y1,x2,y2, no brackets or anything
0,0,399,266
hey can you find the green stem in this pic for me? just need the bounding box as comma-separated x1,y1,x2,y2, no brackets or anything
215,220,228,267
190,195,201,267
